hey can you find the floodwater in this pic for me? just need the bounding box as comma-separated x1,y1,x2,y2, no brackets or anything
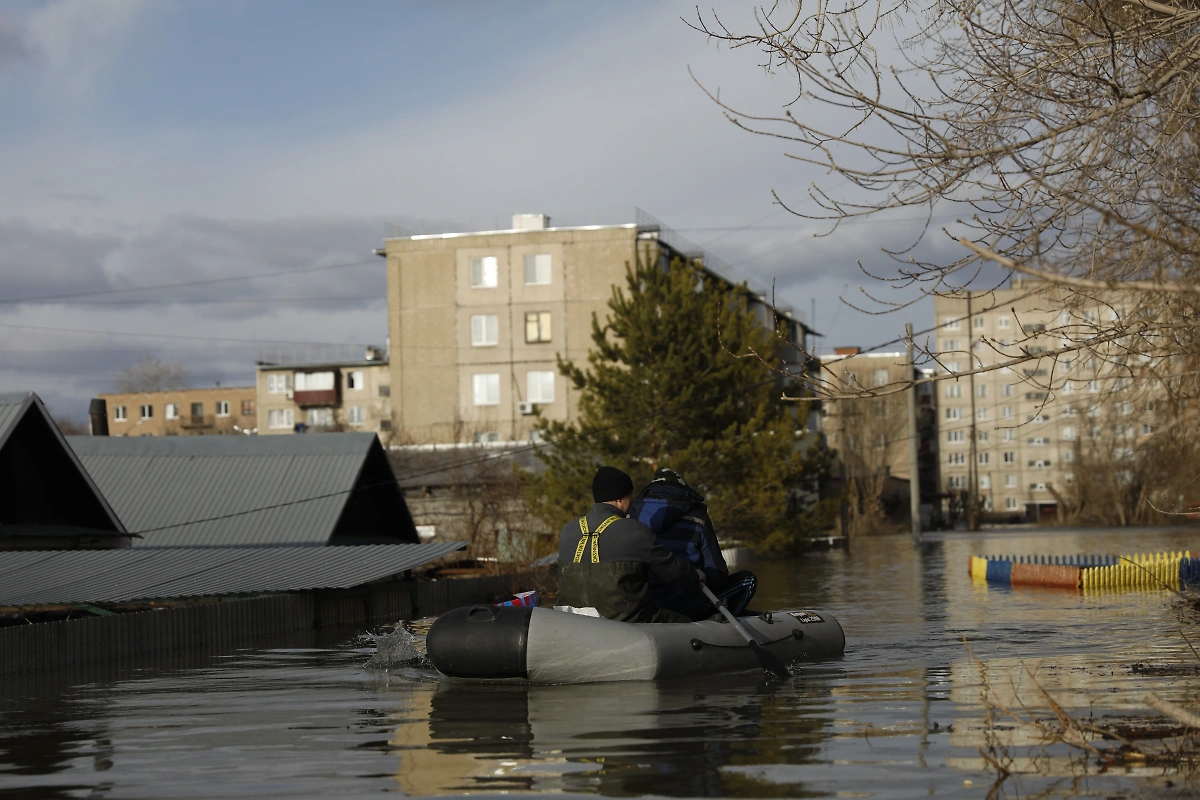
3,528,1200,799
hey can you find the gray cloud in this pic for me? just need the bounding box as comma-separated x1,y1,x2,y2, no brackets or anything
0,13,32,72
0,219,120,299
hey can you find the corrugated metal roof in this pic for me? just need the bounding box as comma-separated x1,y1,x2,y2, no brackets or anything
67,434,403,547
0,393,30,452
0,542,466,606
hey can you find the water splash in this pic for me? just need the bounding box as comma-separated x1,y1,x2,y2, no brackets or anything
366,626,429,670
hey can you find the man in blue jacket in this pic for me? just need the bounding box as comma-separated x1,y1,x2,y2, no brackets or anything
628,467,757,620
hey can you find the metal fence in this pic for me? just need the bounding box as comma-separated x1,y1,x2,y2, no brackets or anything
0,574,523,676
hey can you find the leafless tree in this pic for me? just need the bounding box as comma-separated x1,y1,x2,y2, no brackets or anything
114,355,191,393
693,0,1200,513
692,0,1200,387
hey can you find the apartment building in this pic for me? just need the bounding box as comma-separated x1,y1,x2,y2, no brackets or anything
379,212,814,444
819,349,940,518
933,279,1159,522
256,348,392,436
97,386,257,436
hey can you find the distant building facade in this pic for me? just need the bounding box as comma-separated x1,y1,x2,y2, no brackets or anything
256,347,392,436
97,387,257,436
379,212,815,444
819,349,939,530
933,279,1163,522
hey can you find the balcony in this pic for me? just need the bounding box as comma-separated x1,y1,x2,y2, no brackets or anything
180,414,214,429
293,389,340,407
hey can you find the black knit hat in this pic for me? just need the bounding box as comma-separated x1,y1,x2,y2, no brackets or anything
592,466,634,502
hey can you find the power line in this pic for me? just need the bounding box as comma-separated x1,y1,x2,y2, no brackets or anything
0,322,376,348
0,258,380,306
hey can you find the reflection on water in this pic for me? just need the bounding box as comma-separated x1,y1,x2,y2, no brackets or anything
2,528,1199,798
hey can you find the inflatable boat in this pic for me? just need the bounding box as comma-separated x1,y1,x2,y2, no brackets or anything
426,605,845,683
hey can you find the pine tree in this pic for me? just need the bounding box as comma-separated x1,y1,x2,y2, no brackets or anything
522,249,836,554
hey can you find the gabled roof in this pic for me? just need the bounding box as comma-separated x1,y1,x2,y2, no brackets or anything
67,433,417,547
0,392,125,535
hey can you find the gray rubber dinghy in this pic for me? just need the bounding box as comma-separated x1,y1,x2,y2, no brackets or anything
426,605,845,683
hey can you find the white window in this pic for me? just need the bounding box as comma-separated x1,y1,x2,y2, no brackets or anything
941,315,961,331
347,371,365,390
976,408,988,421
470,256,499,288
872,369,889,387
267,373,293,394
525,311,552,343
1146,400,1157,412
946,362,962,373
948,453,966,465
1063,449,1076,462
945,384,963,398
948,475,966,488
1002,429,1014,442
977,384,988,398
997,317,1011,329
1064,472,1075,484
165,403,179,420
524,253,552,285
1002,384,1013,397
295,371,334,391
978,430,989,442
1117,401,1133,415
1087,380,1099,393
1142,424,1156,435
527,371,555,403
974,317,986,329
267,408,294,429
1001,406,1013,419
946,407,962,420
1003,451,1015,463
475,431,501,443
215,401,229,417
307,408,333,427
471,314,499,347
1062,426,1076,440
1005,474,1017,488
979,474,991,488
1031,482,1048,492
1006,497,1019,510
1029,436,1048,446
1063,382,1076,394
978,453,989,464
140,404,153,420
473,373,500,406
941,339,961,351
347,406,364,426
947,430,964,443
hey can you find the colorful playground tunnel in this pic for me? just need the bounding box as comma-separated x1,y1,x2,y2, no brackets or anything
968,551,1199,592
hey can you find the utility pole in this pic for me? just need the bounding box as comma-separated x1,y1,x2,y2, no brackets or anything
967,292,980,531
906,323,921,542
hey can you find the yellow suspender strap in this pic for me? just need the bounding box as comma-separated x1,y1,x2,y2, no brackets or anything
573,516,590,563
572,515,621,563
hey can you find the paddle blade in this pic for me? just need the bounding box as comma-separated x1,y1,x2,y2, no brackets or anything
749,640,791,680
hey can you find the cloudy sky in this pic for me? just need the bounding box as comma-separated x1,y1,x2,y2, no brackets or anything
0,0,951,423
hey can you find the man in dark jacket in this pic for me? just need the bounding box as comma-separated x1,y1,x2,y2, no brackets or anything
558,466,702,623
628,467,757,620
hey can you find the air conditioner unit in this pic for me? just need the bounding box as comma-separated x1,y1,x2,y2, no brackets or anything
517,401,535,415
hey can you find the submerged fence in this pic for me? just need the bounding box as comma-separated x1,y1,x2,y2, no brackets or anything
0,573,523,676
968,551,1196,592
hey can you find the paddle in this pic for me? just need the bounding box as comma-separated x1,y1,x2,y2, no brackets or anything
700,583,791,680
